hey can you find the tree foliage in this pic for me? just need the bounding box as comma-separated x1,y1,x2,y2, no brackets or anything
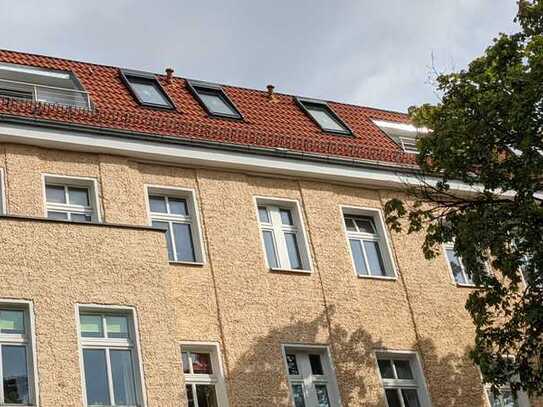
385,0,543,397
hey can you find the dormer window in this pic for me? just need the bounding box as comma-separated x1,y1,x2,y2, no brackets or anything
0,62,90,109
296,97,352,135
373,120,428,154
120,69,174,109
187,80,242,119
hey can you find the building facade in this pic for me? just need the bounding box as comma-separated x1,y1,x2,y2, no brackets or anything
0,49,538,407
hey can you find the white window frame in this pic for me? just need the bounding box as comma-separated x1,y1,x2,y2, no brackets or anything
375,350,432,407
42,174,101,222
145,185,205,265
254,197,313,273
442,242,476,287
180,342,229,407
281,344,342,407
341,206,397,280
0,167,6,215
0,299,39,406
76,304,146,407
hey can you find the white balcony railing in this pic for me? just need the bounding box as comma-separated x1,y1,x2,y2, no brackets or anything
0,78,91,109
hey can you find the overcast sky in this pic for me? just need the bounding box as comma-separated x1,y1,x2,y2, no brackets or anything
1,1,518,112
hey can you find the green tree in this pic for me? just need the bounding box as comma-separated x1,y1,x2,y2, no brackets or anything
385,0,543,397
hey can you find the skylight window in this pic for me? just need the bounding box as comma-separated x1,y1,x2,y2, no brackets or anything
296,97,352,135
120,69,174,109
187,80,242,119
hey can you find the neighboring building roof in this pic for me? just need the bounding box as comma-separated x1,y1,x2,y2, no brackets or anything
0,49,418,167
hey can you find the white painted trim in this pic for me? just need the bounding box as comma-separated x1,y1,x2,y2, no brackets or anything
0,167,6,215
0,123,486,194
372,120,429,135
144,184,206,265
253,196,313,273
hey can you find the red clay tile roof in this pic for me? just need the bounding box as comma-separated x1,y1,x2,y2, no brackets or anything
0,49,416,167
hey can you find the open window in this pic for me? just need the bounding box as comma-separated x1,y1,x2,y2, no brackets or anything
187,80,242,119
296,97,352,135
120,69,174,109
373,120,429,154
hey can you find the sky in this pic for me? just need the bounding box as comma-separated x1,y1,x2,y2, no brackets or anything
0,0,519,112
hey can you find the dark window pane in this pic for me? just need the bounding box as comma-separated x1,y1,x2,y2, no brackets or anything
487,389,519,407
394,360,413,379
344,217,357,232
192,352,212,374
258,206,270,223
280,209,293,225
45,184,66,204
149,195,167,213
182,352,190,374
2,346,29,404
128,77,170,107
315,384,331,407
70,213,92,222
446,248,469,284
309,354,323,375
198,90,237,116
292,384,306,407
105,316,129,338
68,187,90,206
350,239,368,275
402,389,421,407
169,198,188,216
83,349,110,406
110,350,137,406
354,217,376,234
364,240,387,276
0,310,25,334
378,359,394,379
152,221,174,261
385,389,402,407
195,384,218,407
263,230,279,268
47,211,68,220
186,384,195,407
286,354,299,375
173,223,196,262
80,314,103,338
285,233,302,270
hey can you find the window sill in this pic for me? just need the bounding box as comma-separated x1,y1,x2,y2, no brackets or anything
357,274,397,281
455,282,478,288
270,267,312,274
169,260,205,267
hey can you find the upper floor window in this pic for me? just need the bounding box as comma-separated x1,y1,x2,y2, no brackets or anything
0,303,36,405
187,80,242,119
120,69,174,109
256,198,311,272
283,346,341,407
443,243,475,286
147,187,204,264
296,97,351,135
0,168,5,215
343,208,396,279
181,343,228,407
376,352,431,407
44,175,100,223
0,62,90,109
372,120,429,154
78,307,144,407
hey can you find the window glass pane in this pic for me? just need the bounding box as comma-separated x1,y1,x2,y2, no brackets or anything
401,389,421,407
258,206,270,223
377,359,394,379
285,233,303,270
47,211,68,220
350,239,368,276
292,384,306,407
198,90,237,116
2,345,29,404
355,217,376,234
385,389,402,407
83,349,110,406
45,184,66,204
149,195,167,213
80,314,103,338
182,352,191,374
192,352,213,374
186,384,195,407
446,248,468,284
68,187,90,206
152,221,174,261
169,198,188,216
195,384,218,407
315,384,331,407
0,310,25,334
344,217,356,232
487,389,519,407
286,354,299,375
172,222,196,262
309,354,323,375
394,359,413,380
364,240,387,276
110,349,137,406
105,315,129,338
307,106,346,132
129,77,170,106
263,230,279,268
70,213,92,222
280,208,294,225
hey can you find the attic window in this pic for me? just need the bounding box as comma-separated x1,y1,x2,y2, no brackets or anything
120,70,174,109
0,62,90,109
373,120,428,154
296,97,352,135
187,80,242,119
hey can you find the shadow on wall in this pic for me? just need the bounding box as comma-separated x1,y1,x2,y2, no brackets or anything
226,305,483,407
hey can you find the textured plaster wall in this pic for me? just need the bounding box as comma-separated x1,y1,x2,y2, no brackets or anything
0,142,539,407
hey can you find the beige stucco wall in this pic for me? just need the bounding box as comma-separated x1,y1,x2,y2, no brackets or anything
0,142,539,407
